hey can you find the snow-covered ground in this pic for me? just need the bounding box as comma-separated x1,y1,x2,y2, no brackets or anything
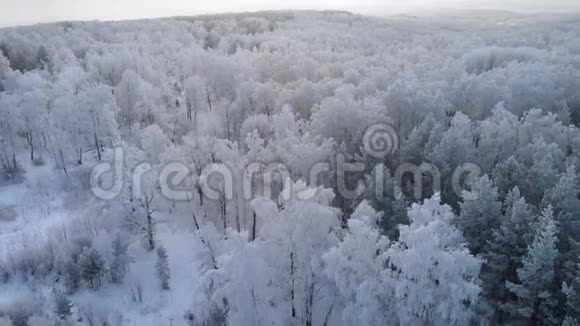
0,156,206,325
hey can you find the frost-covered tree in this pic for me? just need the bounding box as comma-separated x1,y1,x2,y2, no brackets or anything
399,113,438,165
485,187,535,322
155,246,170,291
9,309,32,326
0,94,20,178
51,91,93,165
115,69,159,136
181,135,218,208
53,288,73,321
0,52,10,84
428,112,477,205
519,138,564,205
428,112,476,176
324,201,393,325
562,259,580,325
492,156,526,197
110,234,130,284
63,260,82,293
365,166,409,240
125,193,157,251
184,75,205,125
326,195,483,325
138,124,169,162
311,92,363,150
15,73,50,161
542,166,580,247
79,248,105,289
78,84,120,161
505,207,559,325
388,194,483,325
193,181,340,326
457,175,502,255
477,103,519,173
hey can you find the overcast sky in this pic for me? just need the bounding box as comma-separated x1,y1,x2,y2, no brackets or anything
0,0,579,27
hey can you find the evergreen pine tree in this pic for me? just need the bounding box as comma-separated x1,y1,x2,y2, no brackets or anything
63,260,81,293
562,259,580,325
155,246,170,290
485,187,535,321
492,156,526,197
542,165,580,252
54,288,73,321
110,234,130,284
505,207,559,325
80,248,105,289
457,175,502,255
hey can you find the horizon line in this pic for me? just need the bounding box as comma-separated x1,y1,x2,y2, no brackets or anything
1,7,580,29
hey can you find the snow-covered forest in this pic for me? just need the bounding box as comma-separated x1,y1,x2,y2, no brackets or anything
0,10,580,326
